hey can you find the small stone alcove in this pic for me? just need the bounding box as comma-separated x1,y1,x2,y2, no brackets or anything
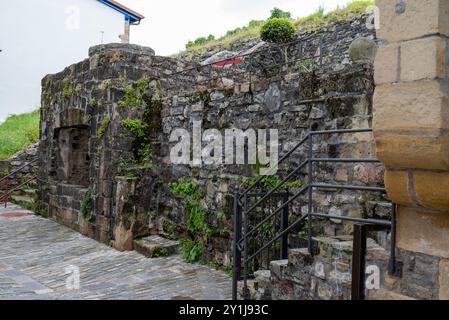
53,125,91,187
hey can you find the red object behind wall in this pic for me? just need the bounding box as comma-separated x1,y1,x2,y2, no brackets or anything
212,57,242,67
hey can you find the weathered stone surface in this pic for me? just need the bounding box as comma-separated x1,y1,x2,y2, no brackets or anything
133,236,179,258
401,36,447,82
377,0,449,42
374,43,399,85
349,37,377,63
384,170,414,207
373,80,449,132
376,134,449,171
439,259,449,300
413,171,449,211
397,207,449,259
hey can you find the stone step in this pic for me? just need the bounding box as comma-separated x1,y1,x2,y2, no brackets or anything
133,235,180,258
12,188,37,197
10,195,34,209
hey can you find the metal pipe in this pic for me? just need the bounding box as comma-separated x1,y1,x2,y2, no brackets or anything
388,203,397,275
311,158,380,163
232,191,242,300
242,193,249,300
351,224,367,300
311,128,373,135
307,134,313,254
280,193,289,259
312,183,386,193
310,213,392,226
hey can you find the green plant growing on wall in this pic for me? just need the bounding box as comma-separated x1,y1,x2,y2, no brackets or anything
121,119,146,138
43,91,54,105
81,190,95,222
137,79,150,92
63,84,73,100
90,98,98,107
169,178,211,263
102,80,114,90
217,211,226,222
119,86,141,108
120,94,162,166
98,116,111,138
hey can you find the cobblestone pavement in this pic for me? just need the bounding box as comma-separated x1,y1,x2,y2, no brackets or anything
0,204,232,300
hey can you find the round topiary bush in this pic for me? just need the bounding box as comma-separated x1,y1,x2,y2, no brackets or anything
260,18,296,44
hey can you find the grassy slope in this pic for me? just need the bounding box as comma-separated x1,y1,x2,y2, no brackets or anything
182,0,374,54
0,111,40,160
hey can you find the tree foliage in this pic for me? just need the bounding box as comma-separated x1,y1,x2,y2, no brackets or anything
270,7,292,20
260,18,296,44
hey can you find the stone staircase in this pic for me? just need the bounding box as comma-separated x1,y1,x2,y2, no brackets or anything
240,236,397,300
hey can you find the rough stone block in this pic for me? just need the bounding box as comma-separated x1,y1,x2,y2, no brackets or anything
401,36,447,82
374,43,399,85
414,171,449,211
377,0,449,42
374,81,449,132
375,133,449,170
439,259,449,300
397,207,449,258
384,170,415,207
349,37,377,63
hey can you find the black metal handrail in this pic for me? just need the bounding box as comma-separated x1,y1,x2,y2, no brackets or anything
232,128,397,300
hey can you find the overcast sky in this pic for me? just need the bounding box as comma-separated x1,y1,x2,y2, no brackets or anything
119,0,355,56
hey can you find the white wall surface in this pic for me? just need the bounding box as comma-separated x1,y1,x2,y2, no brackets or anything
0,0,125,123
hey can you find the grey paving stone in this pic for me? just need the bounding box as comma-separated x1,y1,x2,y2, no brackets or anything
0,206,232,300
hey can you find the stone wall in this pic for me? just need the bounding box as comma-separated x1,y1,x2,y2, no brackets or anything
373,0,449,300
37,16,382,270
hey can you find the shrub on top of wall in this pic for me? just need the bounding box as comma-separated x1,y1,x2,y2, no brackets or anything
260,18,296,44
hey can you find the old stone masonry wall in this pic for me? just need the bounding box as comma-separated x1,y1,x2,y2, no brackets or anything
37,16,383,277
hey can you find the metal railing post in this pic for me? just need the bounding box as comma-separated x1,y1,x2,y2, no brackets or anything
351,224,367,300
232,191,242,300
280,193,289,260
242,193,249,300
388,203,397,276
307,133,314,254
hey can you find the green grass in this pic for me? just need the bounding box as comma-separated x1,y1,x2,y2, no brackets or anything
181,0,374,53
0,111,40,160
